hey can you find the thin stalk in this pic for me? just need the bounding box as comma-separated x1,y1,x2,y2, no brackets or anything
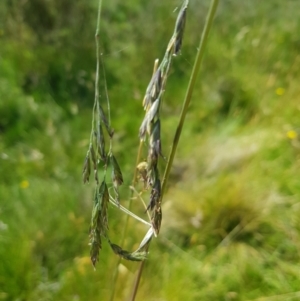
88,0,103,147
91,0,104,183
101,56,114,153
94,0,103,134
129,1,219,300
129,186,152,225
109,195,151,227
129,258,146,301
109,141,143,301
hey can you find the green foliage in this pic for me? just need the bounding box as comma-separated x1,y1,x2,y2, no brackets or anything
1,0,300,300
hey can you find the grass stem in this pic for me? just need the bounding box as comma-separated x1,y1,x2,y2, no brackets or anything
109,141,143,301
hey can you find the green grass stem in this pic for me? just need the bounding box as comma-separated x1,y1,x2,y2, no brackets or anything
109,141,143,301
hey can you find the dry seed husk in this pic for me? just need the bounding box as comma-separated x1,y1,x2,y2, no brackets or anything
152,203,162,235
136,161,148,185
146,98,160,125
139,117,148,140
139,98,160,140
143,69,162,111
166,35,176,54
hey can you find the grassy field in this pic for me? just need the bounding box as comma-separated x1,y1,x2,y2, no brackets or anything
1,0,300,300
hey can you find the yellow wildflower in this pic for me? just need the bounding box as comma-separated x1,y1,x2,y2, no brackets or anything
68,212,76,221
275,87,285,96
20,180,29,189
75,256,91,274
68,212,84,226
287,130,297,140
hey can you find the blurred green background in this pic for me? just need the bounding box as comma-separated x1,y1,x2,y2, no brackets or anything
1,0,300,300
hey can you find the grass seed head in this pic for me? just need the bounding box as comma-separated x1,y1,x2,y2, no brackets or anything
110,155,123,205
110,155,124,186
89,181,110,267
82,155,91,184
99,181,110,233
96,124,106,162
139,98,160,140
143,68,162,111
174,4,187,55
152,204,162,235
147,178,161,212
89,145,99,184
99,105,114,137
91,203,100,230
89,229,101,267
148,119,163,168
109,241,147,261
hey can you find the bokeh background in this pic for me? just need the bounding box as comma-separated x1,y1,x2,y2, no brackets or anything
1,0,300,300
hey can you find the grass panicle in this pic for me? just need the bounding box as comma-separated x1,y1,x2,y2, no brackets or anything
82,0,129,267
83,0,192,268
89,180,109,267
135,0,191,248
129,0,219,299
